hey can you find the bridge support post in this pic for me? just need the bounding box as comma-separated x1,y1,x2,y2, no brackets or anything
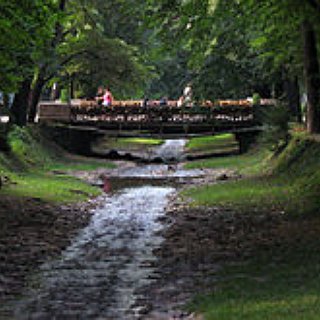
41,124,104,156
183,124,189,135
234,131,259,154
0,124,10,152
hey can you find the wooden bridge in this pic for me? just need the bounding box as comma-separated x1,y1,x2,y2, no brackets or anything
37,99,275,155
37,99,273,136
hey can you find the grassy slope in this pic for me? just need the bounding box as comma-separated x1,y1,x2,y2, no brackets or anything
185,133,238,155
192,242,320,320
117,137,163,145
186,135,320,319
93,136,163,153
185,146,270,175
184,135,320,215
0,126,115,203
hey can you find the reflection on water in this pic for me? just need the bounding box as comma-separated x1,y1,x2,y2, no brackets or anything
15,186,174,319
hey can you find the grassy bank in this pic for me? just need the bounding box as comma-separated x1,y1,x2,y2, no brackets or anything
0,126,115,203
93,136,163,153
185,146,270,175
184,135,320,215
185,133,238,155
192,231,320,320
185,134,320,319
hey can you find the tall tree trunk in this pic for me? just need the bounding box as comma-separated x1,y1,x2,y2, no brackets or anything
3,93,9,108
28,77,46,123
285,76,302,123
293,76,302,123
272,69,285,99
70,77,74,99
302,20,320,133
11,78,32,126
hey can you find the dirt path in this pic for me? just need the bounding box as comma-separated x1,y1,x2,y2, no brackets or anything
0,195,103,318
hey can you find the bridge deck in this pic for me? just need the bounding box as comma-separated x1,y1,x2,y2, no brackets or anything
37,100,270,135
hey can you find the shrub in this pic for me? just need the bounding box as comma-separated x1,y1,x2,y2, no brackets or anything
259,103,290,153
252,92,261,105
60,89,70,103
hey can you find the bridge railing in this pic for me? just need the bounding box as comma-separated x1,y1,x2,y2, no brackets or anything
37,99,274,129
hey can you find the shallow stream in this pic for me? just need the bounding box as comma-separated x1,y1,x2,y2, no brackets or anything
13,140,207,319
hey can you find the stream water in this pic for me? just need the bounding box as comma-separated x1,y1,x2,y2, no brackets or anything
12,140,206,319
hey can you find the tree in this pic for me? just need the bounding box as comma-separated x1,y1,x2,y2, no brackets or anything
0,1,54,125
146,0,320,132
1,0,152,125
144,0,274,100
241,0,320,132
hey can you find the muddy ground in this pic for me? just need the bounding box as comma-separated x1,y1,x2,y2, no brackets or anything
0,162,316,319
144,202,283,319
0,194,103,316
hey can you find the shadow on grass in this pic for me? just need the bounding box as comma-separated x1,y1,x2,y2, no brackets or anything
191,216,320,320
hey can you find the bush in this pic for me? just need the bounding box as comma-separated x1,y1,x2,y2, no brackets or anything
259,103,290,153
252,93,261,105
60,89,70,103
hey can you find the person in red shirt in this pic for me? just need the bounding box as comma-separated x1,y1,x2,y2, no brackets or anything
102,87,113,107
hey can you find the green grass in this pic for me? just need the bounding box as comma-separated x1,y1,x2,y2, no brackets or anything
183,176,288,210
185,147,270,175
191,234,320,320
0,126,115,203
6,126,115,172
184,136,320,215
96,137,163,150
186,134,238,154
0,172,100,203
118,137,163,145
45,156,116,172
93,136,164,154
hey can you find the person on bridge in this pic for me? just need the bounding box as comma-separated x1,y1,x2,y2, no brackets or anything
159,96,168,106
142,96,149,107
95,86,104,105
102,87,113,107
183,82,193,106
177,95,185,107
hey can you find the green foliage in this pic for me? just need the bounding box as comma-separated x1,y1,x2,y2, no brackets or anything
252,93,261,105
59,89,70,102
64,32,150,98
144,0,320,106
145,51,191,99
1,0,152,102
0,0,53,92
3,0,320,124
259,104,290,152
145,0,276,99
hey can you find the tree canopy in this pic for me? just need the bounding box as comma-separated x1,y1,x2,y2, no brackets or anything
1,0,320,132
